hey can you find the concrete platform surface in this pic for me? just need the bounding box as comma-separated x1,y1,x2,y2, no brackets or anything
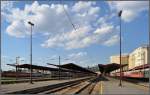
102,77,149,95
0,77,90,94
0,76,149,94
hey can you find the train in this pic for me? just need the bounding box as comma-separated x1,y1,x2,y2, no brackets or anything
1,71,47,77
111,64,149,79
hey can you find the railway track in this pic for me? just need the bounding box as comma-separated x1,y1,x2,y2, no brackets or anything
8,76,97,94
9,76,147,94
39,78,94,94
47,76,101,95
53,79,92,94
75,78,97,95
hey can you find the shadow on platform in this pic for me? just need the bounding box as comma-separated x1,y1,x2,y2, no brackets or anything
89,76,109,83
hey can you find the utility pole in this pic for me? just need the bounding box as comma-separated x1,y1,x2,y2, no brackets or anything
59,56,60,80
16,56,20,80
118,10,122,87
47,56,70,80
0,6,1,85
143,52,145,77
28,21,34,84
149,4,150,92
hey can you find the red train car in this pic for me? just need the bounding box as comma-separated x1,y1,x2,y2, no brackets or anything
111,64,149,79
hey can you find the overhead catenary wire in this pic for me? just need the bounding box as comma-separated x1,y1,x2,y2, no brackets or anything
60,1,94,68
60,0,78,32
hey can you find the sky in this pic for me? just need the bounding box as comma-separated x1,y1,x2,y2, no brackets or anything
1,0,149,71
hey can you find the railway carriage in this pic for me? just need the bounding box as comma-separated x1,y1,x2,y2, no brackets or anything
111,64,149,79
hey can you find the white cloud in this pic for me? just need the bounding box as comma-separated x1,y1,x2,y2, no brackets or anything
94,25,114,35
121,10,137,22
68,52,87,59
103,35,119,46
6,20,27,38
3,1,72,38
65,52,97,67
3,1,119,49
61,51,88,66
108,1,149,22
41,25,92,49
41,24,117,49
72,1,98,14
1,1,14,11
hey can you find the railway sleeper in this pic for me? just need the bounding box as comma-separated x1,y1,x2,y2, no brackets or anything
7,77,95,94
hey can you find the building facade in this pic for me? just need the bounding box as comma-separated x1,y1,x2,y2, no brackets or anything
110,45,149,76
110,55,129,71
129,46,150,69
110,55,129,65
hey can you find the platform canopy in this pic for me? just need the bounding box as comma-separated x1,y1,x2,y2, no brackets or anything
130,64,150,71
7,64,77,72
47,63,97,74
98,63,128,74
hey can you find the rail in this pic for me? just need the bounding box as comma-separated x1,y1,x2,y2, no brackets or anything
7,76,96,94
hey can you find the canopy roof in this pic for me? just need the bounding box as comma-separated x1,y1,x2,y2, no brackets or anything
7,64,77,72
98,63,128,73
130,64,150,71
48,63,97,74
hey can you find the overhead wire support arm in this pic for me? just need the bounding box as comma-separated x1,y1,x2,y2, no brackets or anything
60,0,77,32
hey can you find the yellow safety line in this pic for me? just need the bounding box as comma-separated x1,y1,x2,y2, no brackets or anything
100,81,103,95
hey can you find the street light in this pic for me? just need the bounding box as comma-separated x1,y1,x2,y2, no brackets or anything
149,6,150,91
118,10,122,87
16,56,20,80
0,15,1,85
28,21,34,84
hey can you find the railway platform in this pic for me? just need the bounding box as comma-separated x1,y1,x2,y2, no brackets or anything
0,76,149,94
0,76,93,94
102,77,149,94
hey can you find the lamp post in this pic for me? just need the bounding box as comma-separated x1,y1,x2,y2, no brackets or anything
28,21,34,84
58,56,61,80
118,10,122,87
16,56,20,80
148,2,150,92
0,15,1,86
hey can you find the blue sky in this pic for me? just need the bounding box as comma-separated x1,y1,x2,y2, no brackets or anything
1,1,149,71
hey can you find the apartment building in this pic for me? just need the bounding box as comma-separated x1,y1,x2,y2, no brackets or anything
110,45,150,72
110,55,129,71
129,46,150,69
